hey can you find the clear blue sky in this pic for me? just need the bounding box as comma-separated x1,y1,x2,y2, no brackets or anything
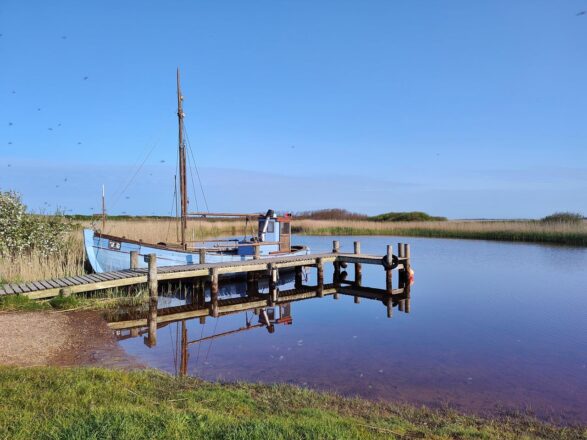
1,0,586,218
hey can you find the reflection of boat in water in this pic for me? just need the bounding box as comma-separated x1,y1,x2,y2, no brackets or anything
84,69,309,273
107,277,411,377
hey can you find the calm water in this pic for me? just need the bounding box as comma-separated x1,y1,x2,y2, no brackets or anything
113,236,587,424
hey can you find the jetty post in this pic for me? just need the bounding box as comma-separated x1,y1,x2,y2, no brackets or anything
146,253,158,347
130,251,138,270
332,240,341,292
386,244,393,294
210,267,219,317
316,257,324,297
199,249,206,264
353,241,362,304
269,264,278,304
294,266,303,289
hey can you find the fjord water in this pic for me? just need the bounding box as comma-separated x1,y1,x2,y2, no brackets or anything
116,236,587,424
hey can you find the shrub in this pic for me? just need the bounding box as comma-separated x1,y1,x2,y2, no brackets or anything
370,211,447,222
295,209,368,220
0,190,73,256
541,212,584,224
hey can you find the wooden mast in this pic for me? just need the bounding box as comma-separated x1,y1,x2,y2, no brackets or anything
177,68,188,248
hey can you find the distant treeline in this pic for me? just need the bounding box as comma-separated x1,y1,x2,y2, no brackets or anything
295,209,447,222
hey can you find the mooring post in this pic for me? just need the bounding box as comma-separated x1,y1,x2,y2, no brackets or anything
270,265,279,304
295,266,303,289
130,251,138,270
209,267,219,318
332,240,341,287
386,244,393,294
316,257,324,297
254,244,260,260
146,253,158,347
386,297,393,318
354,241,362,287
199,248,206,264
404,243,411,281
398,243,405,287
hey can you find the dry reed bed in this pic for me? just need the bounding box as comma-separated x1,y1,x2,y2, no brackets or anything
292,219,587,245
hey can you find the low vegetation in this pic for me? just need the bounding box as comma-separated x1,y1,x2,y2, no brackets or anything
295,208,368,220
292,219,587,246
371,211,447,222
541,212,584,224
0,367,581,440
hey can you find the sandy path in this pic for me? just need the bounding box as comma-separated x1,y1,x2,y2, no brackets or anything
0,310,137,368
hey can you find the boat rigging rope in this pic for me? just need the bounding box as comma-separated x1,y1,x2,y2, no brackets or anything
183,126,210,212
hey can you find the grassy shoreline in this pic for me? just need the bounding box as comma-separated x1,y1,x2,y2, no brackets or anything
0,367,582,439
292,219,587,246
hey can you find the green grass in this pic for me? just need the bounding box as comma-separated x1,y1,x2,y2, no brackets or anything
0,367,582,439
0,290,147,312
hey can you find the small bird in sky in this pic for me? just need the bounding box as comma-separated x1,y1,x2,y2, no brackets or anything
57,123,62,127
160,159,166,163
8,141,12,145
8,122,13,126
7,164,11,167
64,178,68,182
61,35,67,39
11,90,15,94
577,11,586,16
48,127,53,131
37,108,41,111
83,76,89,80
125,196,130,199
77,141,82,145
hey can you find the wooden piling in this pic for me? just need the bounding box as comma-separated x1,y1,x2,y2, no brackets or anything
332,240,340,253
294,266,303,289
147,253,158,347
199,248,206,264
209,267,219,317
398,243,405,286
316,257,324,297
354,241,362,287
269,264,278,304
254,244,260,260
386,297,393,318
130,251,139,270
354,296,360,304
386,244,393,294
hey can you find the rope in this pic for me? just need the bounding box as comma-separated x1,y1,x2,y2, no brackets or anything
184,126,210,212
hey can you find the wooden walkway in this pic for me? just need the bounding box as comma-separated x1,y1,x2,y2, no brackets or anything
0,250,406,300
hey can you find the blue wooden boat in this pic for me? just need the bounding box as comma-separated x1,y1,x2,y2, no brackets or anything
84,70,309,273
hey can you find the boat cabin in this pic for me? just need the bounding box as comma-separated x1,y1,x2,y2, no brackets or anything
238,210,293,256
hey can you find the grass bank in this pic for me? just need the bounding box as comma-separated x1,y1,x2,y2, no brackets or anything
0,367,582,440
292,220,587,246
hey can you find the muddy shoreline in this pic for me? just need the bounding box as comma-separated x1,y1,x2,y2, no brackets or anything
0,310,139,369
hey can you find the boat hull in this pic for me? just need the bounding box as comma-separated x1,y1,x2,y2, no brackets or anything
83,229,310,273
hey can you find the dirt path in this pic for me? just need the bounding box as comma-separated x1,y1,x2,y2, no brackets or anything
0,310,138,368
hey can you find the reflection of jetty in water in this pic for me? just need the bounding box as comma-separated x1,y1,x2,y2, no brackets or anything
107,263,412,376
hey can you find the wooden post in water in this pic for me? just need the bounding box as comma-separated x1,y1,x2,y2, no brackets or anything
180,320,188,376
398,243,405,287
386,244,393,294
254,244,260,260
354,241,362,287
333,240,341,288
269,264,278,304
130,251,138,270
386,297,393,318
354,296,360,304
316,257,324,297
199,248,206,264
404,243,411,281
209,267,219,318
295,266,303,289
146,254,158,347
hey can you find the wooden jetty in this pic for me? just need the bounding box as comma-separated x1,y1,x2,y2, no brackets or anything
0,242,413,310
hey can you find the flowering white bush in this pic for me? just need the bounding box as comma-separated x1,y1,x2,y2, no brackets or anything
0,191,73,256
